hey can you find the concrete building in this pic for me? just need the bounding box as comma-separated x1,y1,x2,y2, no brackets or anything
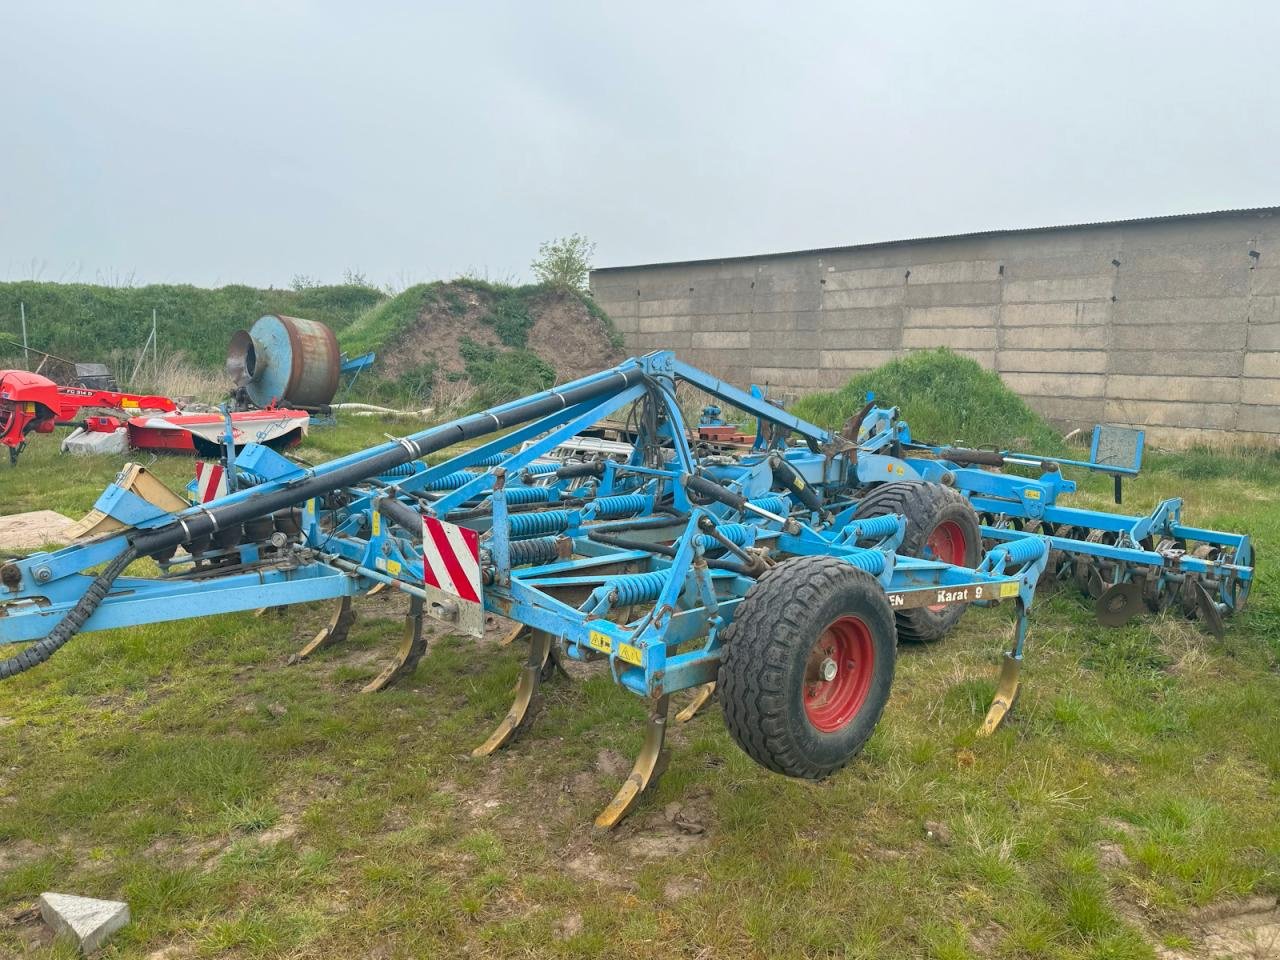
591,207,1280,447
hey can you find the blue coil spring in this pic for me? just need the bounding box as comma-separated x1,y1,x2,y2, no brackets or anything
850,514,900,541
521,463,560,477
424,470,480,491
509,510,572,538
999,536,1046,567
501,487,552,505
694,523,752,550
842,549,887,575
747,495,788,516
592,494,648,519
379,461,421,478
473,453,506,467
606,571,669,606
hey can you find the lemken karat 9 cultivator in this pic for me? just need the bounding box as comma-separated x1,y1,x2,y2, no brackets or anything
0,352,1250,827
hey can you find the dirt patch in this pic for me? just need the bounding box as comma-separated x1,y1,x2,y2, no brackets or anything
377,285,621,382
1157,896,1280,959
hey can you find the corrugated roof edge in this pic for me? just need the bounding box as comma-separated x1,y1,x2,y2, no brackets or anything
591,205,1280,274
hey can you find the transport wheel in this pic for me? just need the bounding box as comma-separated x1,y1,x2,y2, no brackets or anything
851,481,981,642
718,556,897,779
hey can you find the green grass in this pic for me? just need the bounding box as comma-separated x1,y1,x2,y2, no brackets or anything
0,281,384,370
791,349,1067,453
0,418,1278,958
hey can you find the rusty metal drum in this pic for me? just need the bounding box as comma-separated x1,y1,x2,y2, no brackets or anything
226,315,341,409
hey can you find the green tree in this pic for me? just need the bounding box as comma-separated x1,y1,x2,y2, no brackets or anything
530,234,595,292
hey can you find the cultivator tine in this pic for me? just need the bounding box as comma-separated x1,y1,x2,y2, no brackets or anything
675,682,716,723
368,582,388,597
595,695,671,830
361,595,426,692
979,653,1021,736
498,622,527,647
292,595,355,661
473,629,553,757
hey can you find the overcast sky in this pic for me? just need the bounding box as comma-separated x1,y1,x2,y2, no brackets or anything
2,1,1278,289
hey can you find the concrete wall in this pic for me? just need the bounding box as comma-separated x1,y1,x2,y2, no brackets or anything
591,210,1280,447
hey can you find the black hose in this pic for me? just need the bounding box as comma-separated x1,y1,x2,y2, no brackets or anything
0,545,138,679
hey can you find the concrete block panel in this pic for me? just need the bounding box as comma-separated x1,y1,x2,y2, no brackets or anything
1243,352,1280,378
823,287,904,310
1001,301,1110,326
1112,296,1249,327
902,327,997,350
1242,378,1280,406
1001,325,1108,350
753,290,824,313
611,315,640,334
821,348,904,369
905,260,1002,284
1000,254,1117,281
997,349,1109,373
1108,374,1241,405
1117,270,1249,300
1104,398,1237,431
692,330,751,349
822,265,905,290
1248,323,1280,351
1026,395,1107,424
819,327,901,350
594,299,638,322
631,331,692,350
819,307,905,330
904,305,1001,328
1249,267,1280,296
1001,371,1107,398
748,346,821,368
952,349,997,370
749,366,824,387
1236,404,1280,435
1103,350,1242,377
1110,323,1246,351
1003,275,1113,303
903,281,1002,307
638,298,696,318
750,312,797,332
638,315,691,334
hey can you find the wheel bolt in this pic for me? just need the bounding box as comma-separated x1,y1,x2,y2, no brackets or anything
819,656,837,682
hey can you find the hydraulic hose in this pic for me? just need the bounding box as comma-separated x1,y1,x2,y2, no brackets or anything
0,545,139,679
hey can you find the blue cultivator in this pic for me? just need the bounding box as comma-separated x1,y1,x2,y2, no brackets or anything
1,352,1052,826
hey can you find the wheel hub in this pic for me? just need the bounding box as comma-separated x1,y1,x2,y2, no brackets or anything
803,616,875,733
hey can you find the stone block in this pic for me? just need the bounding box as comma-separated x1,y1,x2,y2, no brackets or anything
997,349,1108,373
902,327,996,350
1003,275,1113,303
39,893,130,954
904,305,1000,328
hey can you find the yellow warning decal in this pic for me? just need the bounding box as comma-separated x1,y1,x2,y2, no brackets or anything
999,581,1019,598
588,630,643,666
386,558,401,575
371,512,381,536
1024,489,1041,500
793,476,805,490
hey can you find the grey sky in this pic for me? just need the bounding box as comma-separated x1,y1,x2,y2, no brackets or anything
3,1,1277,289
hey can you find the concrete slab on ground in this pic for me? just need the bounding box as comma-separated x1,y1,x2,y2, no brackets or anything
38,892,130,954
0,510,76,551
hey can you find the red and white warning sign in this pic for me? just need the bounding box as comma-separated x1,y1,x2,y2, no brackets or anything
194,461,227,503
422,516,482,604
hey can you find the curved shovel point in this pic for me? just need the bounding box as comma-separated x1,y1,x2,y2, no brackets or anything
362,595,427,692
473,630,552,757
595,695,671,830
675,682,716,723
1192,579,1227,639
291,596,356,662
1095,581,1144,627
978,654,1021,736
498,622,528,647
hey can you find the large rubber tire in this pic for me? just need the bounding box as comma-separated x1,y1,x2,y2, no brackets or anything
852,481,981,643
718,556,897,779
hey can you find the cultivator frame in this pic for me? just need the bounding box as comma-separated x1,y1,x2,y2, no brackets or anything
1,352,1052,826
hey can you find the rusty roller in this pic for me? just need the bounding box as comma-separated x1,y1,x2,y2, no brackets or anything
227,315,341,410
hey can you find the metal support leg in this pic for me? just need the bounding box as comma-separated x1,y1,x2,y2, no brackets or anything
473,629,553,757
362,595,426,692
595,694,671,830
292,595,355,661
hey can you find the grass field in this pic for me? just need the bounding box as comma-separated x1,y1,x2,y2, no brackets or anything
1,420,1278,959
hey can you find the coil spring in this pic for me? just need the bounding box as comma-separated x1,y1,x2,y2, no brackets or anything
849,514,899,541
473,453,506,467
520,463,560,479
501,486,552,505
424,470,479,491
379,461,421,478
592,494,648,519
509,535,560,566
694,523,752,551
842,549,887,575
747,495,788,516
607,571,669,606
998,536,1047,567
509,510,571,538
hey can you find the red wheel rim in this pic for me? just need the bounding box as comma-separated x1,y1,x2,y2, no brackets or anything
803,615,875,733
926,520,968,612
